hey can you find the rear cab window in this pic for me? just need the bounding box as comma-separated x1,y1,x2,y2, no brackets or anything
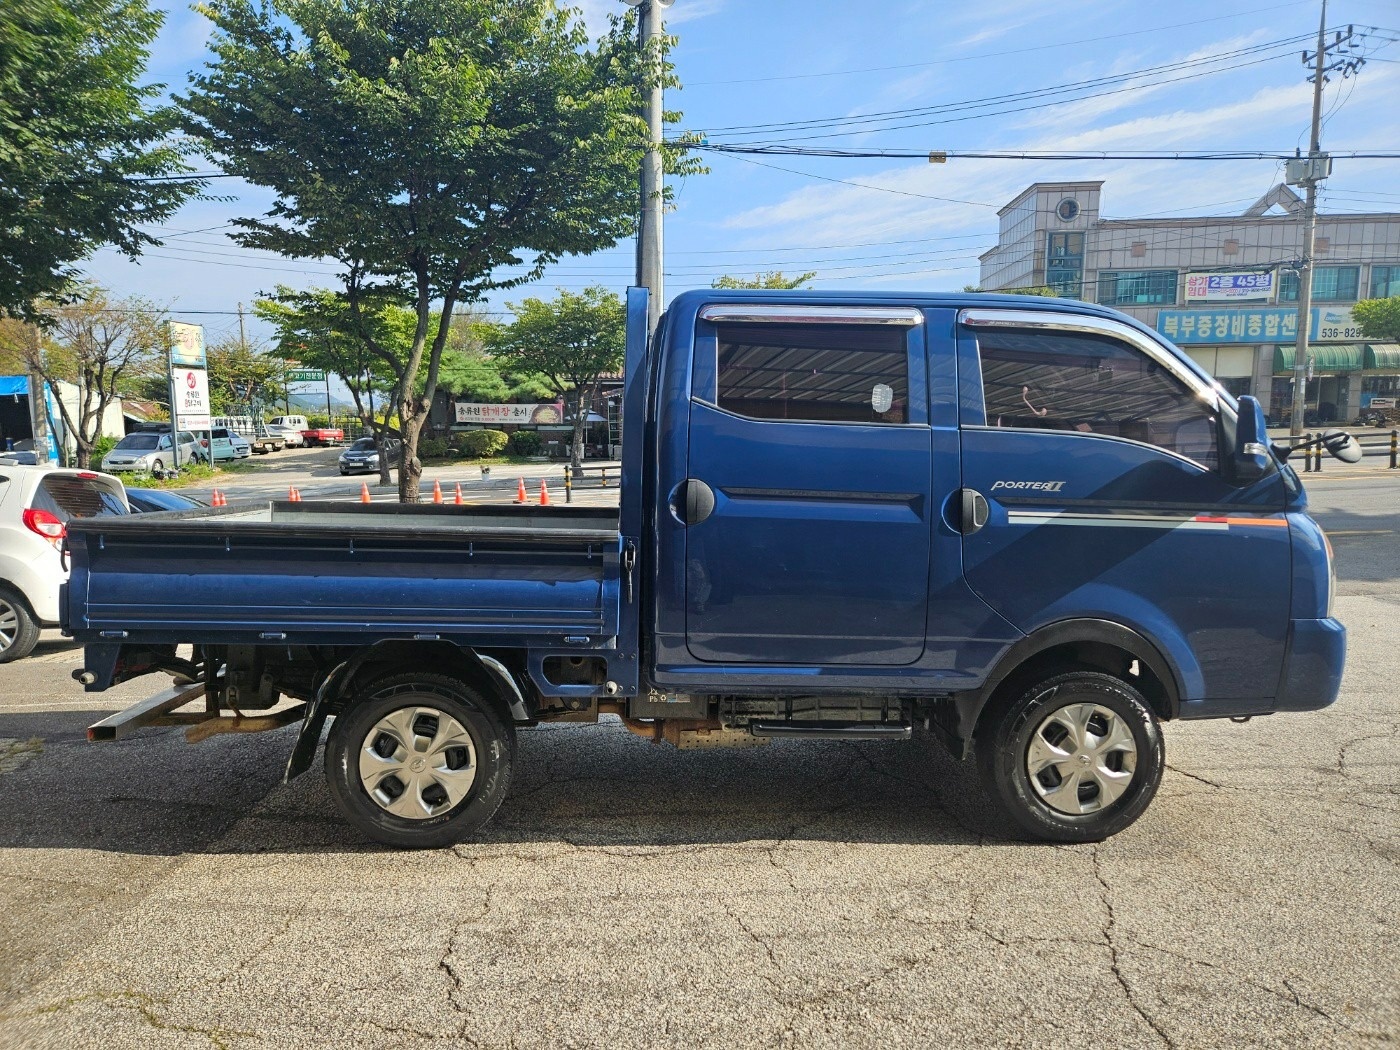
31,475,128,522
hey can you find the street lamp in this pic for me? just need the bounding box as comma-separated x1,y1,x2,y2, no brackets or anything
624,0,673,333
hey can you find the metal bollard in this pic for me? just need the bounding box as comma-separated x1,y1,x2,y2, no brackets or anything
1391,430,1398,469
1302,433,1311,472
600,467,608,488
1314,438,1323,473
563,464,573,503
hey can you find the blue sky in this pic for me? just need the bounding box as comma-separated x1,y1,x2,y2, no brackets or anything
84,0,1400,346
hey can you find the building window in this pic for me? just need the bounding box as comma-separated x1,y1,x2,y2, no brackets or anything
714,323,909,425
1371,265,1400,299
1096,270,1178,307
977,329,1218,468
1278,266,1360,302
1046,232,1084,299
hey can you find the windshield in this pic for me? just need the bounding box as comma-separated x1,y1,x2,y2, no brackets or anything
32,476,128,521
348,438,376,452
116,434,160,450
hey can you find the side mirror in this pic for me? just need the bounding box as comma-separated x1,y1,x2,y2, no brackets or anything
1230,395,1273,485
1319,428,1363,464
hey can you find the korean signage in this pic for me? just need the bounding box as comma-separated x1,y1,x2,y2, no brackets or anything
173,367,211,430
1157,307,1360,345
168,322,206,368
287,368,326,382
455,402,564,425
1184,271,1274,302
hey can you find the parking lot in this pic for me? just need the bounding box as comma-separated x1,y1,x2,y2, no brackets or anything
0,473,1395,1048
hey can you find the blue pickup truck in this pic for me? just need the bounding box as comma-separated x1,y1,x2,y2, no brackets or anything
64,289,1351,847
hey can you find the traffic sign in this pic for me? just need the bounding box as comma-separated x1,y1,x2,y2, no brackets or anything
287,369,326,382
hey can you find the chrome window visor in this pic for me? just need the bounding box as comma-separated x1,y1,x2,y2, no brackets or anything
959,308,1218,405
699,304,924,326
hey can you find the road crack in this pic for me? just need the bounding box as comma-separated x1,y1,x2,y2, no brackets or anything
1093,847,1176,1049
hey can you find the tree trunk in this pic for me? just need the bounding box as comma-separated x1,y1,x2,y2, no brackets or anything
397,402,427,502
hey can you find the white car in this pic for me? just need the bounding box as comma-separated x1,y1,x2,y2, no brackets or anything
0,465,129,661
265,423,305,447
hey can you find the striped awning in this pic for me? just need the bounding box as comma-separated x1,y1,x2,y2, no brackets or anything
1366,344,1400,370
1272,345,1365,373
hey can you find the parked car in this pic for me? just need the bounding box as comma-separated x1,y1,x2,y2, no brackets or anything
212,415,283,454
102,431,206,473
124,488,208,513
267,414,308,433
338,436,401,475
264,423,305,447
200,427,252,462
0,451,38,466
0,464,128,661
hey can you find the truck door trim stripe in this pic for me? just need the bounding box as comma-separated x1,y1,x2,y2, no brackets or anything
1007,510,1287,531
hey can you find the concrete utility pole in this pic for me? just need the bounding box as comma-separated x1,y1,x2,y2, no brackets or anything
1287,3,1365,437
627,0,673,333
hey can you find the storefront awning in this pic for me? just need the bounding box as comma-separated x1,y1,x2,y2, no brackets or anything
1365,344,1400,370
0,376,28,397
1272,345,1365,373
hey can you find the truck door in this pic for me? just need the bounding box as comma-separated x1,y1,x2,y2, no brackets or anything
678,304,932,665
955,308,1291,702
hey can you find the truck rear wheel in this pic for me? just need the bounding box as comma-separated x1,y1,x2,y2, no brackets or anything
325,673,514,848
977,671,1164,843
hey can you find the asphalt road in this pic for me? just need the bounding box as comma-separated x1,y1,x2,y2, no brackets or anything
0,473,1395,1048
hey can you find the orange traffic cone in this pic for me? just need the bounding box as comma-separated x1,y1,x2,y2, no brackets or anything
288,486,301,502
210,488,225,507
360,482,371,504
454,483,464,505
432,479,443,504
514,477,528,504
539,480,551,506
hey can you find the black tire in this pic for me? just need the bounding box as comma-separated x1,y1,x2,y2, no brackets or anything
977,671,1164,843
0,585,41,663
324,673,514,848
151,458,164,472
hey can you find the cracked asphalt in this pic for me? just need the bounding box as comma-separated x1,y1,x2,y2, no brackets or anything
0,480,1396,1048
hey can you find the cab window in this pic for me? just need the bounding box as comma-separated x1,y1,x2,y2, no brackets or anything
712,322,910,424
976,329,1219,468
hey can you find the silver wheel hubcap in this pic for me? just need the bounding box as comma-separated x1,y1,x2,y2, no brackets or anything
358,706,478,820
1026,702,1137,815
0,599,16,651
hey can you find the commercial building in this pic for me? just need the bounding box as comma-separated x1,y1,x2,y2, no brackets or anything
979,181,1400,423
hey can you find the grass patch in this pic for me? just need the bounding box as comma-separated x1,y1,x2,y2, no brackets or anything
110,460,257,489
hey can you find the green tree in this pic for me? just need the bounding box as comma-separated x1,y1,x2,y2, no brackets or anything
0,0,202,321
712,271,817,290
205,337,286,415
1353,297,1400,344
484,287,624,471
256,286,409,485
183,0,695,501
439,313,553,404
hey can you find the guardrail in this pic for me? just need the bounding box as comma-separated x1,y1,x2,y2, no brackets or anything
561,463,618,502
1299,429,1398,472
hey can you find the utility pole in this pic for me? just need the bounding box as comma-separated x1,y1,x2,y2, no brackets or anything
1288,3,1365,437
237,302,246,351
626,0,673,333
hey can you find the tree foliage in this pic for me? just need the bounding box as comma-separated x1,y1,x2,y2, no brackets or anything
963,284,1060,297
0,0,201,321
712,271,817,290
1353,297,1400,344
183,0,691,500
483,287,624,470
0,289,164,466
205,337,286,415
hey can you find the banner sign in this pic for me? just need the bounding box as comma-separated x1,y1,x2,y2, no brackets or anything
1184,271,1274,302
287,368,326,382
169,322,206,368
173,367,211,430
1158,307,1360,345
455,402,564,425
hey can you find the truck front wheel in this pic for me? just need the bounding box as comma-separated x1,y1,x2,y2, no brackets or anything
325,674,515,848
977,671,1164,843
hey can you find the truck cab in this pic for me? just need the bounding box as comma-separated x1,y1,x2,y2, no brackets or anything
64,289,1346,848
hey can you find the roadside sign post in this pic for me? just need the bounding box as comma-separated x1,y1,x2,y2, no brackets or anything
168,322,209,471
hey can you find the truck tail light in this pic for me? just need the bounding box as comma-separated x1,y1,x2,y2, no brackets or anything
23,508,66,542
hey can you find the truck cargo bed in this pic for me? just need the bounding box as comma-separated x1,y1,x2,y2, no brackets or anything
64,501,621,646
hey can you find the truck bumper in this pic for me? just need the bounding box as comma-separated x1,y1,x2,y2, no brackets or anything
1275,617,1347,712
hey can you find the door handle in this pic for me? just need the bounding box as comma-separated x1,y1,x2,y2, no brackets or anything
959,488,989,535
670,479,716,525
